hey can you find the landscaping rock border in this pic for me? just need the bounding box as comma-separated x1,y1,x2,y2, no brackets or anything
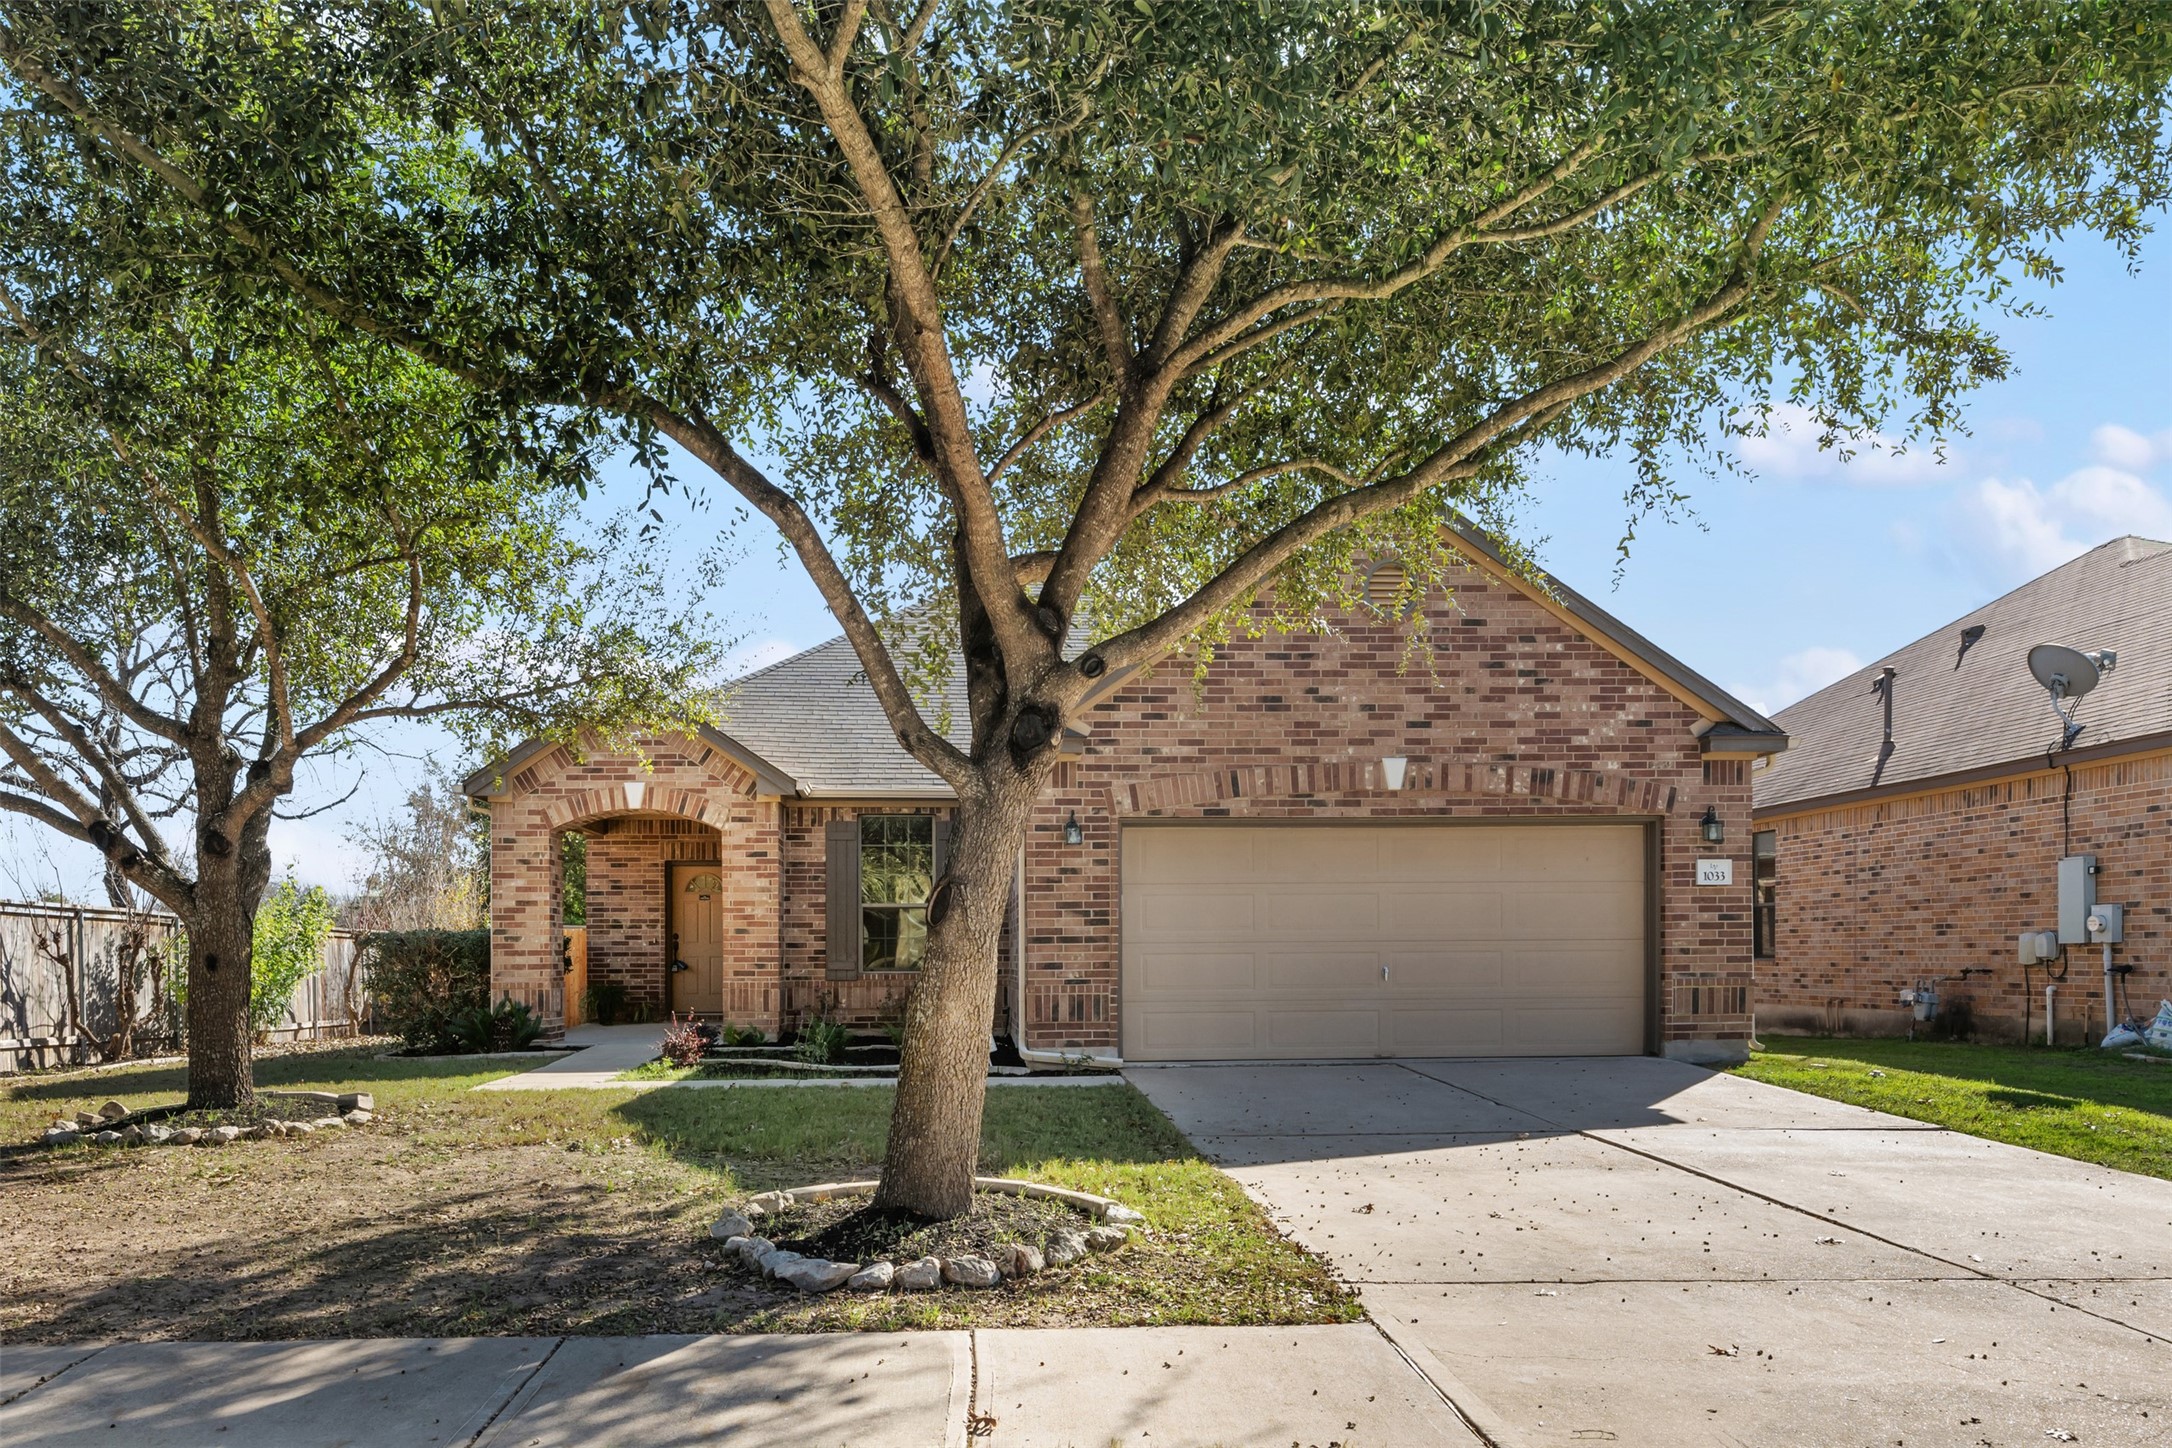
37,1092,375,1150
712,1176,1140,1295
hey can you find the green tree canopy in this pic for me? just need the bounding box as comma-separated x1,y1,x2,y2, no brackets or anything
7,0,2163,1203
0,117,719,1103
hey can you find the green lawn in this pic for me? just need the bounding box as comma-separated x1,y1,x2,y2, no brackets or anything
0,1044,1353,1340
1734,1036,2172,1179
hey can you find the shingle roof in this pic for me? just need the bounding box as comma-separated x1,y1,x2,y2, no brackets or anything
713,634,967,798
471,522,1784,803
1754,536,2172,813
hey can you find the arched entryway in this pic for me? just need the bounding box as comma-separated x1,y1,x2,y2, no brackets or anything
559,812,726,1022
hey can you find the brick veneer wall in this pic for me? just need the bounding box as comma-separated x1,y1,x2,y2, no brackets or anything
1020,572,1756,1060
1756,746,2172,1042
486,571,1761,1055
486,736,777,1032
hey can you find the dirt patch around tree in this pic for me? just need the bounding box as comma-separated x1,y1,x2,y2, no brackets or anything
761,1192,1090,1266
0,1045,1357,1339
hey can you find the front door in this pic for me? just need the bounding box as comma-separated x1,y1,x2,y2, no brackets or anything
669,863,725,1015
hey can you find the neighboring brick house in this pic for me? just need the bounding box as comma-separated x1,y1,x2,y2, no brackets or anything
1752,536,2172,1043
467,524,1785,1064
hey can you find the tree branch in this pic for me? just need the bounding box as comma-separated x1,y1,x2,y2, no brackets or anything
986,391,1107,483
645,402,972,783
1089,202,1783,674
1167,133,1611,375
3,674,178,869
1071,193,1134,382
0,597,191,746
759,0,1041,668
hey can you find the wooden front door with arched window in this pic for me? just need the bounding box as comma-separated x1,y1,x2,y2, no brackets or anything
669,863,725,1015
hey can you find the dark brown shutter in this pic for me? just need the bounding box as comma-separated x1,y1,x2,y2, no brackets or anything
932,815,952,883
825,817,862,980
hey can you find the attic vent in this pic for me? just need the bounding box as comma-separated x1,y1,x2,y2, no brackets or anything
1364,558,1411,616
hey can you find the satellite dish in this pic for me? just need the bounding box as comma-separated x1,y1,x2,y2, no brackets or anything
2028,644,2110,701
2028,644,2117,749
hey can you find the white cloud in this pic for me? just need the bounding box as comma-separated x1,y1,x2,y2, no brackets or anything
1731,403,1953,486
1952,464,2172,581
2090,423,2172,473
1730,645,1865,716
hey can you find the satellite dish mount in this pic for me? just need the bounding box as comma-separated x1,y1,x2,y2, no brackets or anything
2027,644,2116,751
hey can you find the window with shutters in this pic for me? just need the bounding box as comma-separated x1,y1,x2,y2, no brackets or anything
860,815,935,970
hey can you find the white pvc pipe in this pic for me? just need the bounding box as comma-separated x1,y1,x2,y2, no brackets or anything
2045,983,2056,1046
2103,944,2117,1040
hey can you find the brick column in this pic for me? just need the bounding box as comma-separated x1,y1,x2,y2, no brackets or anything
489,798,565,1035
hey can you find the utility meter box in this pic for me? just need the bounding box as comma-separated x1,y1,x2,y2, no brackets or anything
2057,854,2099,944
2086,902,2125,944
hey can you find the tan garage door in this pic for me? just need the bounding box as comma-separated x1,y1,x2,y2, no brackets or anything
1121,823,1647,1061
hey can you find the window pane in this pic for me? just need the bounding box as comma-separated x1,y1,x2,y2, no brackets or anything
862,905,927,970
861,815,934,905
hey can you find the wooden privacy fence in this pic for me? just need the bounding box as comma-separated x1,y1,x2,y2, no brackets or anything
0,900,366,1074
561,926,588,1028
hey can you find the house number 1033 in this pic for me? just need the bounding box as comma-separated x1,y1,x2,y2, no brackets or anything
1695,858,1735,887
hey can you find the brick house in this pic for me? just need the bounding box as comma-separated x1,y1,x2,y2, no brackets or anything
467,525,1785,1065
1752,536,2172,1043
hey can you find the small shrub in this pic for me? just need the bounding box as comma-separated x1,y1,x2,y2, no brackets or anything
364,929,491,1051
582,981,630,1025
719,1023,768,1048
250,878,336,1041
447,996,545,1053
660,1012,711,1067
795,1013,849,1065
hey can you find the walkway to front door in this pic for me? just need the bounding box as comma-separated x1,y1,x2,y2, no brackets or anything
1126,1056,2172,1445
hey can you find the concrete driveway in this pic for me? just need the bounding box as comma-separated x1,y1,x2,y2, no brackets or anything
1128,1056,2172,1448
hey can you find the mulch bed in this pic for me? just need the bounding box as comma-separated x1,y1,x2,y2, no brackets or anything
684,1062,896,1080
760,1192,1091,1265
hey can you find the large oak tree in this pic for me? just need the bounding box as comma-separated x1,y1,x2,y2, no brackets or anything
0,164,715,1105
6,1,2163,1211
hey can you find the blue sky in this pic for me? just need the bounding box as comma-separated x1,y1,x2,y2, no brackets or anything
5,232,2168,899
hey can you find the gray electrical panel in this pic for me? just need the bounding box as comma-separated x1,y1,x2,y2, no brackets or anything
2057,854,2098,944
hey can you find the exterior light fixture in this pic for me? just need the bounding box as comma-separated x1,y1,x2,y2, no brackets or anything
1381,756,1409,791
1063,810,1083,846
1700,805,1725,846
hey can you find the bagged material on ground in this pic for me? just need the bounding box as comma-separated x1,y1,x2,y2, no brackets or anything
2143,1000,2172,1051
2100,1024,2144,1050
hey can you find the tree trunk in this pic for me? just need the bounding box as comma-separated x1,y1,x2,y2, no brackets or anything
872,778,1040,1219
184,857,259,1110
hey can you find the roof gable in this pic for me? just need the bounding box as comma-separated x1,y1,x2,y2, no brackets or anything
469,526,1783,801
1755,536,2172,813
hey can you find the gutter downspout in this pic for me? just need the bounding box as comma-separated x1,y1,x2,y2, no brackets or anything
1010,845,1123,1071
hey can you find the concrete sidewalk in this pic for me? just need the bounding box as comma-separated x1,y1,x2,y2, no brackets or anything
0,1325,1481,1447
475,1022,665,1090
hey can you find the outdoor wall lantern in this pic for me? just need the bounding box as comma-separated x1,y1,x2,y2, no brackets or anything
1700,805,1725,846
1381,756,1409,791
1063,810,1083,846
